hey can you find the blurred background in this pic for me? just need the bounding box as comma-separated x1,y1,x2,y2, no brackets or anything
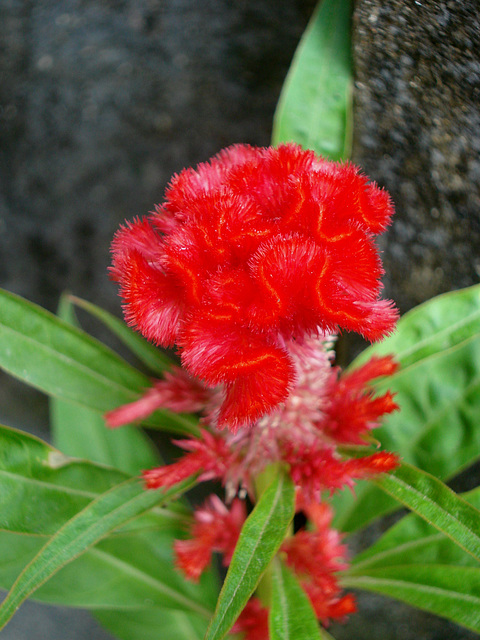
0,0,479,638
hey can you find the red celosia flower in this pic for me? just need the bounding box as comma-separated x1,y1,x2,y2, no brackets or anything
231,598,269,640
111,144,397,430
174,495,246,581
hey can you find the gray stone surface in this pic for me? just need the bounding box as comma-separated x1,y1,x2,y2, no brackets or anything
352,0,480,314
0,0,479,638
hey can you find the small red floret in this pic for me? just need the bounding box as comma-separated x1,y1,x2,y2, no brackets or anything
174,496,246,581
142,429,235,489
231,598,269,640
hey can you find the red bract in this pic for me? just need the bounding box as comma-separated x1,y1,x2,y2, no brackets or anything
111,144,397,430
174,495,246,581
323,355,400,444
142,429,236,489
231,598,269,640
281,502,355,625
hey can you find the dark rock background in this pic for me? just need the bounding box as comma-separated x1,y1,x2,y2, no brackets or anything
0,0,479,638
352,0,480,314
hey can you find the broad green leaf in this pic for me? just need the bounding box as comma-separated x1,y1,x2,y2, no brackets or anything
205,471,295,640
333,333,480,533
341,488,480,631
350,487,480,572
272,0,353,160
343,566,480,633
95,607,207,640
374,463,480,563
0,476,197,630
52,294,160,475
0,425,217,621
0,423,185,536
67,294,174,375
270,559,322,640
0,288,198,434
351,284,480,371
0,528,216,614
0,424,126,535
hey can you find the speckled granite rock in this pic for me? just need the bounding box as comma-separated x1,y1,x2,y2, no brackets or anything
352,0,480,314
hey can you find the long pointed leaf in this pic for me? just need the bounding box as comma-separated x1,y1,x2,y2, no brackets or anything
205,471,295,640
0,476,198,630
374,463,480,563
0,424,128,535
0,528,215,613
343,565,480,633
272,0,353,160
350,486,480,573
269,559,322,640
52,294,160,474
342,488,480,632
0,288,198,434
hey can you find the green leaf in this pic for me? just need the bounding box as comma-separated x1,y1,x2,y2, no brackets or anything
0,476,198,631
51,400,160,476
205,471,295,640
67,294,174,376
0,528,216,614
341,488,480,631
0,424,217,622
343,566,480,633
333,333,480,533
0,288,198,434
95,607,207,640
350,486,480,572
270,559,322,640
0,422,186,538
0,423,129,535
351,283,480,371
374,463,480,563
272,0,353,160
51,294,160,475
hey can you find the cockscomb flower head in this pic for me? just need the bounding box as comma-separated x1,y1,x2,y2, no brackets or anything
111,143,397,430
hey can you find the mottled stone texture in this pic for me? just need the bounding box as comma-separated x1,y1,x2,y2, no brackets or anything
352,0,480,313
0,1,479,638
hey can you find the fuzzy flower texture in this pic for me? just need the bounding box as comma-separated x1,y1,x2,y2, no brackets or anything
109,143,400,636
